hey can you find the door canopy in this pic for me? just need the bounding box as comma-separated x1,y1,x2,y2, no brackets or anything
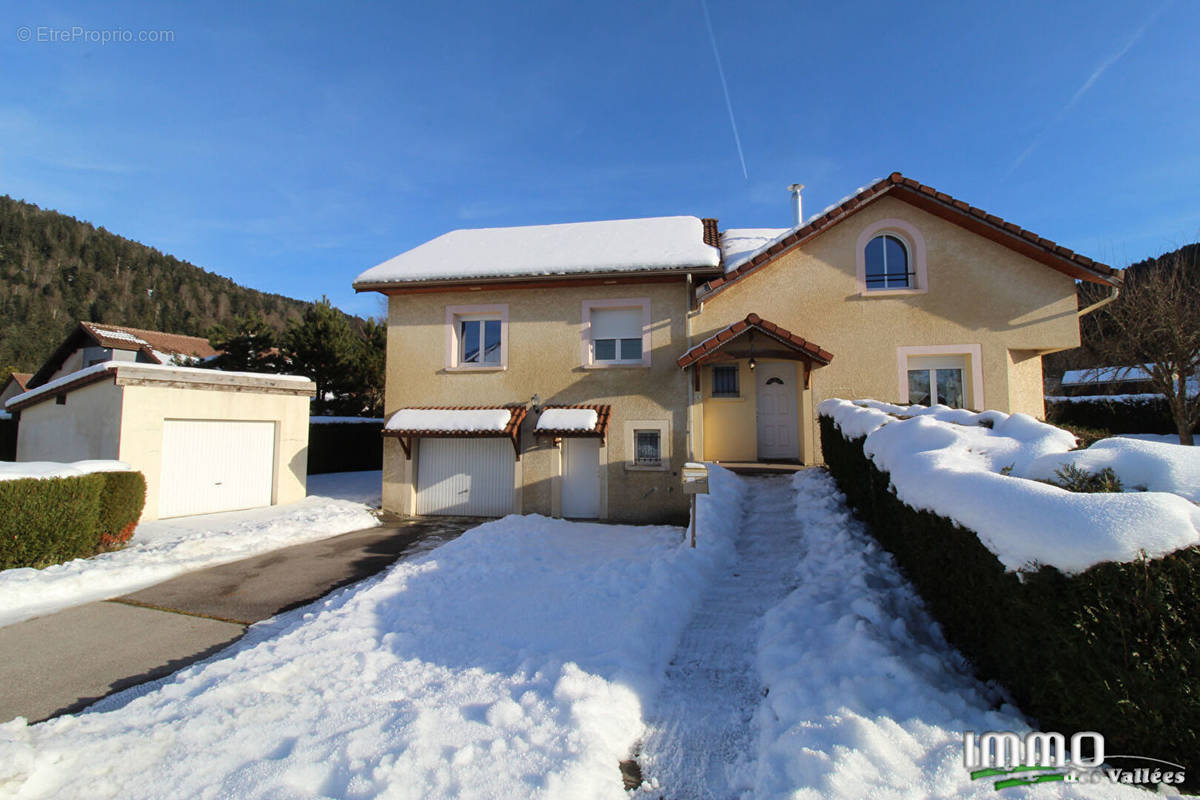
677,314,832,383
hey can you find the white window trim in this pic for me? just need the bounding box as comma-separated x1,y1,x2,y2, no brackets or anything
444,304,509,371
623,418,670,471
896,344,983,409
856,218,928,296
581,298,652,368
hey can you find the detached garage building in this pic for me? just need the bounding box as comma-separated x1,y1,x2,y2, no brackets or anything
7,362,315,520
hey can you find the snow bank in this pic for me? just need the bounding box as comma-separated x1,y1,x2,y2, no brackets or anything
819,399,1200,573
751,469,1146,799
0,460,131,482
355,216,721,286
0,467,746,799
0,495,379,628
1119,433,1194,445
386,408,511,432
1023,437,1200,503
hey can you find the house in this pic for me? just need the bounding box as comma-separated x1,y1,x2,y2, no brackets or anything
353,172,1122,524
1058,365,1158,396
7,323,314,520
0,373,31,409
27,321,220,388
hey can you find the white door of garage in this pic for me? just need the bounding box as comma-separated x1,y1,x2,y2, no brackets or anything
561,437,600,519
416,438,514,516
159,420,276,518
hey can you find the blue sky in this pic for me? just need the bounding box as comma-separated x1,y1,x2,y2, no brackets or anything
2,0,1197,319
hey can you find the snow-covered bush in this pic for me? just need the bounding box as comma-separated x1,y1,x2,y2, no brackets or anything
818,414,1200,789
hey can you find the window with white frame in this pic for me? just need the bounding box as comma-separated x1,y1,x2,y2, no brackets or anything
864,233,911,290
711,364,739,397
905,354,969,408
445,304,508,370
582,299,650,367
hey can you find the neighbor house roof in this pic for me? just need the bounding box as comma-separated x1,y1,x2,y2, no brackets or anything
353,216,723,291
29,322,221,389
7,362,314,413
3,373,31,393
1060,365,1155,386
697,172,1122,302
677,314,833,368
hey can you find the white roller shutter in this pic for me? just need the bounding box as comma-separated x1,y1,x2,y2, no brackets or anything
416,438,514,516
159,420,276,518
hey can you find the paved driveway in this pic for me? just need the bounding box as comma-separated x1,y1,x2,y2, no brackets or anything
0,516,477,723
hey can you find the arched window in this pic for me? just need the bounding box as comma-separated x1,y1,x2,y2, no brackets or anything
864,234,910,289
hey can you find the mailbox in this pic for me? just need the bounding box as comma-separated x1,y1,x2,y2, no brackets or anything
681,462,709,495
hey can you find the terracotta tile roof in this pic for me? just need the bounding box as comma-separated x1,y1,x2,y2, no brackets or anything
697,172,1121,302
79,322,220,360
701,218,721,250
532,404,611,439
5,373,31,392
677,313,833,368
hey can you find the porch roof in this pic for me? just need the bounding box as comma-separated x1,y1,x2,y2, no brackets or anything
677,314,833,369
534,404,611,443
383,405,528,459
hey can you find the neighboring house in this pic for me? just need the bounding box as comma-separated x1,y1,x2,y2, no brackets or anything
28,321,220,388
0,373,31,409
7,323,314,520
353,172,1122,524
1058,365,1158,396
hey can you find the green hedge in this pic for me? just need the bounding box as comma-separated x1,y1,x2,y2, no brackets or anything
307,421,383,474
1045,396,1193,436
819,415,1199,787
0,470,146,570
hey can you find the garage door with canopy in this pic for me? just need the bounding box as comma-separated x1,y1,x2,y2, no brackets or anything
159,419,276,518
385,406,526,517
534,404,610,520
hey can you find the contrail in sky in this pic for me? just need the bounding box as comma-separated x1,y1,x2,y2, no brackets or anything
1006,0,1172,176
700,0,748,180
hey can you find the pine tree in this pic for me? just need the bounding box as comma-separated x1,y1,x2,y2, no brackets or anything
282,297,359,415
207,314,281,373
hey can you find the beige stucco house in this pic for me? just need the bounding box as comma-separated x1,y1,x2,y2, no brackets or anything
354,172,1121,524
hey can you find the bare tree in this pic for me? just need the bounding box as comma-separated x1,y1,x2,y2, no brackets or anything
1091,248,1200,445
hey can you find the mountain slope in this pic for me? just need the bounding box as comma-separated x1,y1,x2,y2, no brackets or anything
0,194,332,372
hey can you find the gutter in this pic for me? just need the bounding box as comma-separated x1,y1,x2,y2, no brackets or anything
1077,271,1123,318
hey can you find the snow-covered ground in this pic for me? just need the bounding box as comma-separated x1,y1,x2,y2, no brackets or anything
0,468,744,800
1119,432,1195,445
0,474,382,628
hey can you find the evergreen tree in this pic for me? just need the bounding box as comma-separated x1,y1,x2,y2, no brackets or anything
207,314,281,373
355,317,387,417
282,297,359,415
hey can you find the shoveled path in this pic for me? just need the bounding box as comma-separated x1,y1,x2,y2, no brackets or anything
0,516,475,723
639,475,806,799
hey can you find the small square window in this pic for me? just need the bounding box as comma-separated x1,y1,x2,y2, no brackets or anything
55,394,66,405
457,317,502,366
712,364,739,397
634,430,661,466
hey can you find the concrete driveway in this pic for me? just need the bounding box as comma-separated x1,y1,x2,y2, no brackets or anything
0,515,477,723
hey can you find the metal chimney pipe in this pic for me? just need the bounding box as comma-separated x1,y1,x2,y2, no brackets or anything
787,183,805,227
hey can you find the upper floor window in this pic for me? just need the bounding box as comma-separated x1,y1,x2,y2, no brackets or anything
582,299,651,368
864,234,910,290
855,219,927,295
445,304,508,370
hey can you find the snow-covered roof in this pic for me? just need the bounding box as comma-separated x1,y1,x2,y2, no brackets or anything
535,408,599,432
385,408,515,433
1061,365,1153,385
6,361,315,411
354,216,721,287
720,228,789,272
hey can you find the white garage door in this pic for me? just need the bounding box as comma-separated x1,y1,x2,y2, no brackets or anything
416,438,514,516
159,420,276,518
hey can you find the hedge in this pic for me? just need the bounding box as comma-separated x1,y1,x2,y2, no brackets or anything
1045,395,1195,436
307,422,383,474
0,470,146,570
819,415,1199,787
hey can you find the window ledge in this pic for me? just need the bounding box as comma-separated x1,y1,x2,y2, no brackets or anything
583,362,651,370
859,287,927,297
626,463,667,472
444,365,507,373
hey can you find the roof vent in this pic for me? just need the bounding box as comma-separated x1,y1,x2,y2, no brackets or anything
787,184,804,228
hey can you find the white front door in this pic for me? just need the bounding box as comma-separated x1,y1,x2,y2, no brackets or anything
561,437,601,519
756,362,799,460
159,420,276,518
415,438,514,516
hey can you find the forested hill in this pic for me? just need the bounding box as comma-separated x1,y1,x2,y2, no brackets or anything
0,194,345,372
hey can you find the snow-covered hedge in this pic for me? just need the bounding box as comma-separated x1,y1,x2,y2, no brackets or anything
819,399,1199,573
818,412,1200,786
